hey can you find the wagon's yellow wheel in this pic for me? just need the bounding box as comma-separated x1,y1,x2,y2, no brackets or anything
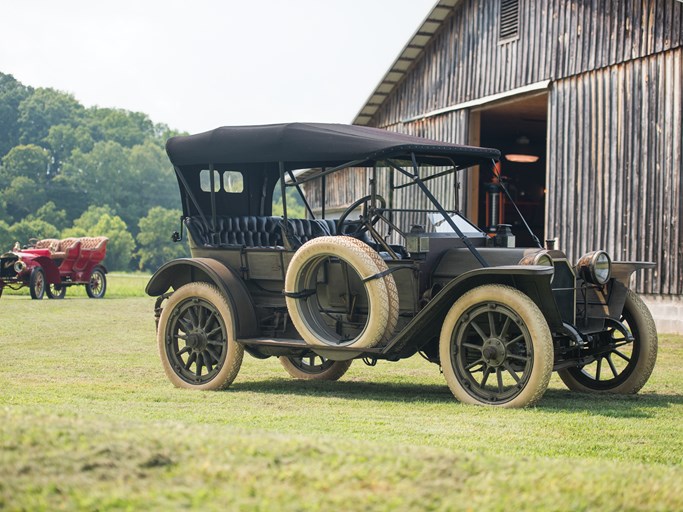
29,268,45,300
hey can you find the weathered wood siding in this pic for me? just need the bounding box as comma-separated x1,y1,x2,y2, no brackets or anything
547,48,682,295
372,0,683,129
356,0,683,295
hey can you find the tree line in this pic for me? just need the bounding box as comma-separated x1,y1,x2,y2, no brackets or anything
0,72,188,271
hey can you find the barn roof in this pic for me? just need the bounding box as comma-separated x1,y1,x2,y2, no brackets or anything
353,0,459,126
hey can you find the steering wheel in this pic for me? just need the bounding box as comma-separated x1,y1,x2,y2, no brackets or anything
337,194,387,238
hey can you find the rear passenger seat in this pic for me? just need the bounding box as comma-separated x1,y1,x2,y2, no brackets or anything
184,216,338,249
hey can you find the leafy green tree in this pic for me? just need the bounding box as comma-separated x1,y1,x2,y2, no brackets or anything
86,108,154,147
0,144,50,185
43,124,94,173
2,176,47,222
18,87,83,144
60,141,132,219
0,72,31,158
26,201,68,232
62,205,115,235
129,141,180,211
8,218,59,247
136,207,188,271
272,180,307,218
63,206,135,270
0,219,12,252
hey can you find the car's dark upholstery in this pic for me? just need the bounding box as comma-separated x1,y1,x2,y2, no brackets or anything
284,218,337,248
184,216,338,249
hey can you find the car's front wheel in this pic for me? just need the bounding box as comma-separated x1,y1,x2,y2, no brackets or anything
157,282,244,390
29,268,46,300
279,355,352,381
558,289,657,394
439,284,554,408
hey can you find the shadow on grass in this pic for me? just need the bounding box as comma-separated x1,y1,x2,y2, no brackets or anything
233,378,454,404
537,388,683,417
232,378,683,415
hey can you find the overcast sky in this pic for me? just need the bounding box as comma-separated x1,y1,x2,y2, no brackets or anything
0,0,435,134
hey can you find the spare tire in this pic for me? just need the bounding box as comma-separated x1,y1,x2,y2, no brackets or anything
285,236,392,349
341,237,399,344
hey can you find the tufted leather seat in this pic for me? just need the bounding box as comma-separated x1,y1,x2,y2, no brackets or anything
184,216,338,249
284,218,337,248
185,216,283,248
34,238,61,252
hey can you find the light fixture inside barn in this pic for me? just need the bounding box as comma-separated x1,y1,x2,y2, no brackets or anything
505,135,539,163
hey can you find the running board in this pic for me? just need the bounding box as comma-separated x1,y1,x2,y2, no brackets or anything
237,337,384,354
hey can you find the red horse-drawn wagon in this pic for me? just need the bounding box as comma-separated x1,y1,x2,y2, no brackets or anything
0,237,108,299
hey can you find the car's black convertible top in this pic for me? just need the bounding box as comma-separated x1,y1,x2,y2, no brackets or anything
166,122,500,170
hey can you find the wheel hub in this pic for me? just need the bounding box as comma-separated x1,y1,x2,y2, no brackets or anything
482,338,506,367
187,331,208,352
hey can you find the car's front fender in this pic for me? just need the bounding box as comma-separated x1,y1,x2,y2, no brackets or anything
146,258,259,338
383,265,559,357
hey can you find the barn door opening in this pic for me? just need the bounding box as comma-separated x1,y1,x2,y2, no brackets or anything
470,93,548,247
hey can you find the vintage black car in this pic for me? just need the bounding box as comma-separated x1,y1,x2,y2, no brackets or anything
146,123,657,407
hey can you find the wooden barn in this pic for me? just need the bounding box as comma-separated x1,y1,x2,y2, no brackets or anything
304,0,682,332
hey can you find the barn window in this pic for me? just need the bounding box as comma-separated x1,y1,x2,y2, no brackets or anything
499,0,519,41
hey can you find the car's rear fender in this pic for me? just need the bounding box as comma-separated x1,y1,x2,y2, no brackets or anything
146,257,259,338
383,266,560,357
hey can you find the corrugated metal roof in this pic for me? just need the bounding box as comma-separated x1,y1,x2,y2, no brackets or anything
353,0,459,126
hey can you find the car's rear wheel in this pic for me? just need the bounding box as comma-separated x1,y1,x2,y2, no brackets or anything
279,355,352,381
29,268,45,300
558,289,657,394
86,268,106,298
439,284,554,408
157,282,244,390
46,283,66,299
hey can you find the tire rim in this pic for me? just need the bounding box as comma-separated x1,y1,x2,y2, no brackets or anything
34,271,45,296
451,302,534,404
90,271,103,296
294,255,370,346
165,297,228,384
288,354,335,374
569,311,639,389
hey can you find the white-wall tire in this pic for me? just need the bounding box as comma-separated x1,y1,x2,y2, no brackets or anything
439,284,554,408
341,237,399,344
285,236,390,349
157,282,244,390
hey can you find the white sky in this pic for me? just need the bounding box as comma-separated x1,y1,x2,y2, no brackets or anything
0,0,435,134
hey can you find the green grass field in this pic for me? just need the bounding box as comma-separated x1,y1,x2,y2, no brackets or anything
1,274,682,511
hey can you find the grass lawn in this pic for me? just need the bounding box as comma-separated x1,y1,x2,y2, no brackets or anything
1,275,682,511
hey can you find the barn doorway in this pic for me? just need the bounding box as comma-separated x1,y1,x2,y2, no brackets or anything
470,93,548,247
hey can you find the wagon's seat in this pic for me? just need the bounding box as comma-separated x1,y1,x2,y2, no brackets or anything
72,237,109,271
52,238,81,260
34,238,61,253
